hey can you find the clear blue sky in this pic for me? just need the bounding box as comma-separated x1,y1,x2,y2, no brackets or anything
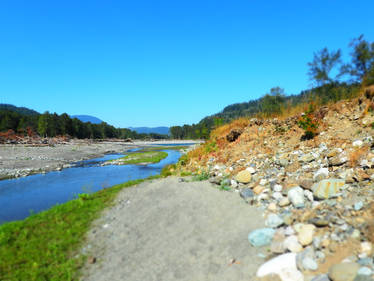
1,1,373,127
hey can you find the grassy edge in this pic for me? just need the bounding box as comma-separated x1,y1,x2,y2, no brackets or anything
0,175,160,281
108,151,168,165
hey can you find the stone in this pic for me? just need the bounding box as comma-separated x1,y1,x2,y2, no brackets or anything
298,178,314,190
266,214,284,228
297,247,317,271
288,186,305,208
329,155,348,166
279,197,291,207
354,201,364,211
271,232,286,254
309,217,329,227
273,192,284,201
353,275,374,281
230,179,238,188
248,228,275,247
254,185,266,194
300,153,315,163
301,257,318,271
297,224,316,246
284,235,303,253
274,184,283,192
268,202,277,212
360,242,372,256
312,179,345,200
357,267,372,276
279,159,289,167
236,170,252,183
353,140,364,147
246,166,256,174
256,253,304,281
311,275,330,281
328,262,360,281
313,168,329,182
240,188,254,199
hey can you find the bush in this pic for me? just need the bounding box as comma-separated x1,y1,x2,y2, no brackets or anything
298,103,319,140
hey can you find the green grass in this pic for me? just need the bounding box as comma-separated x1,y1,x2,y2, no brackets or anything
0,176,159,281
110,151,168,165
139,145,189,152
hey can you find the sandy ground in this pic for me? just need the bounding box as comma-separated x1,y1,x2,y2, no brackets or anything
0,140,199,179
81,177,265,281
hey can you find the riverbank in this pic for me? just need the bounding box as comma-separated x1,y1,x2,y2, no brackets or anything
0,176,158,280
0,139,199,179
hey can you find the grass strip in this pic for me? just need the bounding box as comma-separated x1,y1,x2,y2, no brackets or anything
0,175,160,281
110,151,168,165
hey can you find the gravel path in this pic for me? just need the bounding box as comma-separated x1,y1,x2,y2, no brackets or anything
81,177,265,281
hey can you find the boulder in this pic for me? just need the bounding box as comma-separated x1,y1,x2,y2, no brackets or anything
312,179,345,200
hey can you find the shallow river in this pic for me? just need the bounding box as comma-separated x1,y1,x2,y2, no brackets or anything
0,149,181,224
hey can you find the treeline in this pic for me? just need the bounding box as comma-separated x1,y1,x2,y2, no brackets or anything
170,35,374,139
0,108,169,140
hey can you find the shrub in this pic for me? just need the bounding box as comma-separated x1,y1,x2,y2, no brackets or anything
298,103,319,140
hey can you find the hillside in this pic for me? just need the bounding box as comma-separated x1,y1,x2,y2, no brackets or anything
0,104,39,116
72,115,103,124
173,86,374,279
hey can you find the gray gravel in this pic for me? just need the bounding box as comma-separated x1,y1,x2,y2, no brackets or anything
81,177,265,281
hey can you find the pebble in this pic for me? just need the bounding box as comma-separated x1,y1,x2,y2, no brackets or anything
288,186,305,208
311,275,330,281
312,179,345,200
279,197,291,207
240,188,254,199
328,262,360,281
265,214,284,228
284,235,303,253
354,201,364,211
357,267,372,276
297,224,316,246
248,228,275,247
236,170,252,183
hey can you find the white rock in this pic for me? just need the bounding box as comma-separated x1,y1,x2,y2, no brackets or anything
256,253,304,281
246,166,256,174
304,190,314,202
288,186,305,208
272,192,284,201
230,179,238,188
313,168,329,181
360,241,373,256
353,140,363,147
285,226,295,236
274,184,283,192
284,235,303,252
260,178,267,186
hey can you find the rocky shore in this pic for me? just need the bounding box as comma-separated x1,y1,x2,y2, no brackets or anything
0,139,198,180
182,93,374,280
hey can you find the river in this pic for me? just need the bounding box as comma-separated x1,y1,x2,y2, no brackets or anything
0,149,181,224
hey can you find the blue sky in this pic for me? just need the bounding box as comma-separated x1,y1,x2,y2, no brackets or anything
1,1,373,127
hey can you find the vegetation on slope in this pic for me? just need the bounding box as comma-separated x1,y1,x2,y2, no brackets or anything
170,35,374,140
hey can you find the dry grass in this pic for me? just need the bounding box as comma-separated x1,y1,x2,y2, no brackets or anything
210,117,250,140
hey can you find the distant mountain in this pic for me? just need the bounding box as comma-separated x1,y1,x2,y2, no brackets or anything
72,115,104,124
0,104,39,116
129,126,170,135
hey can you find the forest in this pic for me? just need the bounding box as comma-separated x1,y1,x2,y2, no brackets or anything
0,105,169,140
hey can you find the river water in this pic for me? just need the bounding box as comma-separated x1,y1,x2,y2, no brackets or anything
0,149,181,224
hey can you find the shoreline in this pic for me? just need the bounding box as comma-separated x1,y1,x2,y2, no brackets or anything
0,139,201,180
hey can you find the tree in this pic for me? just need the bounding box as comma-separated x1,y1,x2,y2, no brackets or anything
345,35,374,82
308,47,342,85
37,112,49,137
259,87,286,116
